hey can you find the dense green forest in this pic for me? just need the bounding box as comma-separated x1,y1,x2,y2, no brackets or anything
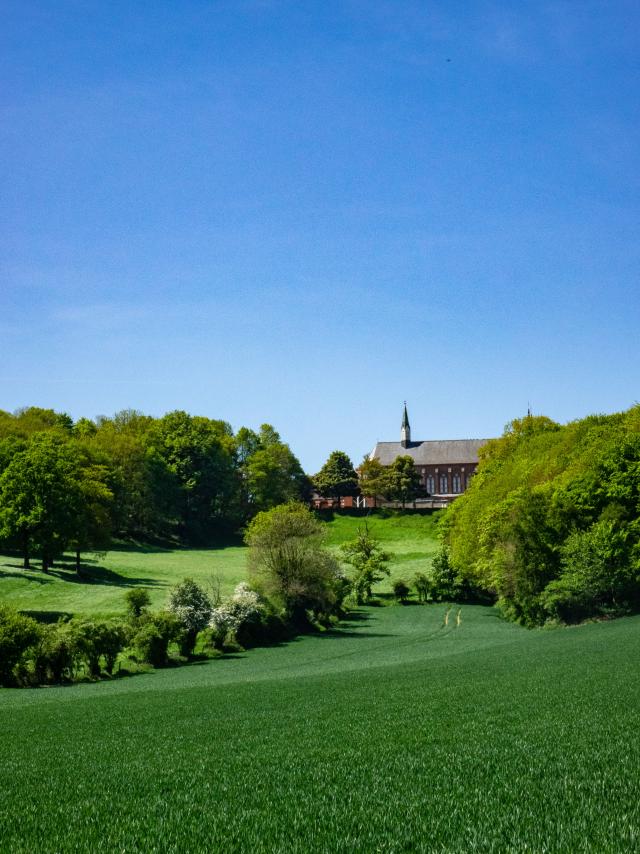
0,407,309,567
443,405,640,625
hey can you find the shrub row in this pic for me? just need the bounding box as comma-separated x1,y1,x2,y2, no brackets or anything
0,580,295,688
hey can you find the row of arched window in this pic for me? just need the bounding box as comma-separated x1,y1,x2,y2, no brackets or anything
425,473,469,495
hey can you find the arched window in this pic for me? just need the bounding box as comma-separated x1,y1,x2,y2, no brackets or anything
452,474,461,493
426,475,435,495
439,474,448,494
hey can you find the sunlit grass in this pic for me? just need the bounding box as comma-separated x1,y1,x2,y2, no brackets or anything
0,511,442,618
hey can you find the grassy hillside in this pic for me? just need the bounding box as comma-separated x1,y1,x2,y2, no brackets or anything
0,546,247,619
1,604,639,852
0,511,442,618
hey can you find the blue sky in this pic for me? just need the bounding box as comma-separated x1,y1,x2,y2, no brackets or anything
2,1,639,472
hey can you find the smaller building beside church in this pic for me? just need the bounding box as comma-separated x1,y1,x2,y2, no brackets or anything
370,405,491,502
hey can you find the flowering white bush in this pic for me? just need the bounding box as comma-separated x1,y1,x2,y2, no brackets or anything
167,579,212,633
209,583,264,645
231,582,261,615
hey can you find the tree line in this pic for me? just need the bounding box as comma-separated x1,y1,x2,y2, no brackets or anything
0,406,433,572
440,405,640,625
0,407,309,569
315,450,424,506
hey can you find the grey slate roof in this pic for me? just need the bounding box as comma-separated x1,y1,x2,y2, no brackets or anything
371,439,490,466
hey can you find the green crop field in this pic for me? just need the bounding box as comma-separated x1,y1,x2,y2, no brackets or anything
2,511,638,851
1,603,639,852
0,512,441,618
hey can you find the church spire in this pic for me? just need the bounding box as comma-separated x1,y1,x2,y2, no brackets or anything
400,402,411,448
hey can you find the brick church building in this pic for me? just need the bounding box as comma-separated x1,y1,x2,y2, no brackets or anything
370,404,491,501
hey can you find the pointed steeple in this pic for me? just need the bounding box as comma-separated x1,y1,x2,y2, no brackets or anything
400,402,411,448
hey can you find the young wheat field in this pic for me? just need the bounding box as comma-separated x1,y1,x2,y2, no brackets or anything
1,604,640,851
1,513,639,851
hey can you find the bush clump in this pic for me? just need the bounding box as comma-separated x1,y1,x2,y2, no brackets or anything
392,579,410,604
167,578,212,657
133,612,180,667
0,607,42,686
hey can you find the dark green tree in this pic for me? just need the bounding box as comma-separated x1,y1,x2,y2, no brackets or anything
314,451,358,505
241,425,308,515
385,455,423,507
152,411,237,542
0,434,84,570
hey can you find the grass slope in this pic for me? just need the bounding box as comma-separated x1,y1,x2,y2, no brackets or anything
0,512,441,618
1,604,639,852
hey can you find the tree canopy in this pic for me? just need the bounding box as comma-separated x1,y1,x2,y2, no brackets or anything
313,451,358,501
245,502,345,624
0,407,309,563
442,406,640,625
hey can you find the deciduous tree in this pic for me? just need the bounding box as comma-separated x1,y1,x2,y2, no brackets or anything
314,451,358,505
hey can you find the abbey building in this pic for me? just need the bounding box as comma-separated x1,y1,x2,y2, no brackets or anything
370,405,491,500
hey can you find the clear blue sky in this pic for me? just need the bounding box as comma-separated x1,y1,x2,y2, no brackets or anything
2,1,639,472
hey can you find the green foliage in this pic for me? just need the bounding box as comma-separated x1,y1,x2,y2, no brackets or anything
0,606,41,685
239,424,308,517
357,456,387,505
75,620,127,677
33,621,79,684
133,612,180,667
245,502,345,624
313,451,358,500
340,524,391,604
413,572,431,603
392,579,410,603
151,411,238,542
541,520,639,622
444,406,640,624
429,547,460,602
383,455,424,506
125,588,152,619
0,433,86,569
0,405,310,552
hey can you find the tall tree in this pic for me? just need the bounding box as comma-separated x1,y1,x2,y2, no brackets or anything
340,524,391,603
69,449,114,575
151,411,238,542
357,456,388,507
245,502,343,624
0,434,83,570
242,425,308,515
385,455,423,508
91,418,177,541
313,451,358,504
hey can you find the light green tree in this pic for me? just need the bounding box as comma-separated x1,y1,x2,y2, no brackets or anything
340,524,392,604
245,502,344,624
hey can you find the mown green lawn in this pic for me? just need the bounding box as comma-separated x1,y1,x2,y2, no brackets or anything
0,511,441,618
1,603,639,852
